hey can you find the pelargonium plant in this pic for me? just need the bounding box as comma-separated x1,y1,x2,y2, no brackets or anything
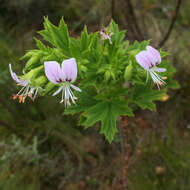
9,17,179,143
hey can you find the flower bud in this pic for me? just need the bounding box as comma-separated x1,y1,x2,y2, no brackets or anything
22,65,44,80
24,52,43,72
20,50,37,60
33,76,47,86
124,62,133,81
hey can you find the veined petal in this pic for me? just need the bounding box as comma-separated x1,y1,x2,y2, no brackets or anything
44,61,63,84
9,64,22,84
70,84,82,92
136,51,152,70
61,58,77,82
146,46,161,64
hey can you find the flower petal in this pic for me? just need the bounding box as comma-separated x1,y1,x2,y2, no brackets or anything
61,58,77,82
136,51,152,70
44,61,63,84
9,64,21,83
146,46,161,64
70,84,82,92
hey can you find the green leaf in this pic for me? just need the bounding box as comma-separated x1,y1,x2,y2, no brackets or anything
39,17,70,54
81,25,89,51
132,84,166,111
69,38,82,58
64,89,97,115
83,100,133,143
24,51,44,72
20,50,39,60
34,38,50,52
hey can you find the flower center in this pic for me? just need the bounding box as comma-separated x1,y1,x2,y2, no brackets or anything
56,79,63,83
65,78,72,82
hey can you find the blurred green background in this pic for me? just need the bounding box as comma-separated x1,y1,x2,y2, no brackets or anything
0,0,190,189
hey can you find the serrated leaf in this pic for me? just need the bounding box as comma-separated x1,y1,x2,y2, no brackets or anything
64,89,97,115
81,25,89,51
132,84,166,111
39,17,70,54
82,100,133,143
69,38,82,58
24,51,44,72
34,38,49,52
20,50,39,60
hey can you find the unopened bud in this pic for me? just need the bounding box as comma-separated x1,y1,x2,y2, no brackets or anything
124,62,133,81
23,65,44,80
24,51,43,72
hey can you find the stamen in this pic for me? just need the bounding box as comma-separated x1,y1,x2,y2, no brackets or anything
22,97,26,103
162,76,167,80
149,72,161,90
60,88,64,104
17,85,27,96
19,95,23,103
28,92,32,97
12,94,18,100
66,100,71,106
33,88,38,101
151,71,165,84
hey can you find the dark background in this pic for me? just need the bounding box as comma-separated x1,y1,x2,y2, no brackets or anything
0,0,190,189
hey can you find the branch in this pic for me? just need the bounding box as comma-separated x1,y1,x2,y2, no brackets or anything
158,0,182,48
125,0,144,41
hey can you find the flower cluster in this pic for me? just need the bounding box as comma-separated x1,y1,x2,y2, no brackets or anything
9,58,81,106
100,29,112,44
9,41,166,105
9,64,39,103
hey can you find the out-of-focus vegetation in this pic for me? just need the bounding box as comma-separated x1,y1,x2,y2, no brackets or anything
0,0,190,189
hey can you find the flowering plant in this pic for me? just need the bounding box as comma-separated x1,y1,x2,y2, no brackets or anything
9,17,179,143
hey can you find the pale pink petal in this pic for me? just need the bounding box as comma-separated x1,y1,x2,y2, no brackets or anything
61,58,77,82
136,51,152,70
146,51,158,67
9,64,21,83
44,61,63,84
146,46,161,64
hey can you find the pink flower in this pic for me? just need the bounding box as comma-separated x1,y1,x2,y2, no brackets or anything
136,46,166,89
44,58,81,106
100,29,112,44
9,64,38,103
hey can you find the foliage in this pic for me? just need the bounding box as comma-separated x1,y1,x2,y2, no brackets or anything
17,17,178,143
0,0,189,189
